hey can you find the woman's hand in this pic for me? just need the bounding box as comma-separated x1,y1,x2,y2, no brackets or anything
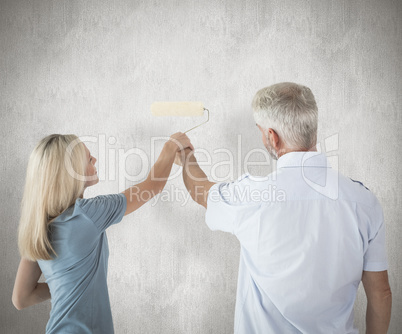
167,132,194,152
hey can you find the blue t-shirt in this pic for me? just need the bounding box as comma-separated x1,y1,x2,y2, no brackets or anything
38,193,127,334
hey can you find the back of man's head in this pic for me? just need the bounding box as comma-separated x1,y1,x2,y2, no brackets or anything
252,82,318,151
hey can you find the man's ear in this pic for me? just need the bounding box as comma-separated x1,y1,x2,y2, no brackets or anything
268,128,280,149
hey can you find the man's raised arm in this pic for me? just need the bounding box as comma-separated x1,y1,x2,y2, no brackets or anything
177,148,215,208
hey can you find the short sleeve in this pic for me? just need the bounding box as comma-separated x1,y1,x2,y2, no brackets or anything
205,174,260,234
363,202,388,272
76,193,127,233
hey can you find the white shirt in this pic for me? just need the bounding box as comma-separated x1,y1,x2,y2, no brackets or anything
205,151,388,334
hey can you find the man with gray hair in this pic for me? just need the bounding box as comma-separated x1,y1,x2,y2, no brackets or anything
176,82,392,333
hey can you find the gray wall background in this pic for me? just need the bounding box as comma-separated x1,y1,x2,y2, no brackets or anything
1,0,401,333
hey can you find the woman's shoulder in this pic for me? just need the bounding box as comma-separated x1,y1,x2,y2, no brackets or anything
73,193,127,231
53,194,124,223
75,193,126,213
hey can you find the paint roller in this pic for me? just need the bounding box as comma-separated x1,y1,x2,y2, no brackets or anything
151,102,209,133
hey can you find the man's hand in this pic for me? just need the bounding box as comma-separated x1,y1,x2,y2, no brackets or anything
174,147,193,166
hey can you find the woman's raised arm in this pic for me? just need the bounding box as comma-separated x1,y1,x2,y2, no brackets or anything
121,132,193,216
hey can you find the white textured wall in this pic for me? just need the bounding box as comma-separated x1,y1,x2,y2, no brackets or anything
1,0,401,333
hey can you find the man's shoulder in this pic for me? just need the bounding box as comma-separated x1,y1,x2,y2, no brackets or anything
236,172,277,184
349,178,370,191
338,174,381,209
230,173,280,195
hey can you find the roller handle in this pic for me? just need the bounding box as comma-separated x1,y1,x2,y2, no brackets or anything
184,108,210,133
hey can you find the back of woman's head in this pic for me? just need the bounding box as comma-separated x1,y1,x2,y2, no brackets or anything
18,134,87,261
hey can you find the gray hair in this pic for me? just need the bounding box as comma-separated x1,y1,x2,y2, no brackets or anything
252,82,318,150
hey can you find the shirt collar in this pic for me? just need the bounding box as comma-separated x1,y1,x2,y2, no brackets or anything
277,151,330,169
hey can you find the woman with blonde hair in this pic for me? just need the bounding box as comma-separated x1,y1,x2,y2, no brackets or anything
12,132,192,333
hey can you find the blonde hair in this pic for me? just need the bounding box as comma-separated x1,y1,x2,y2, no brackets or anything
252,82,318,150
18,134,87,261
